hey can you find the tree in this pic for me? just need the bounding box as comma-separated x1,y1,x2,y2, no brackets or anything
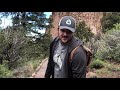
0,12,48,33
101,12,120,33
75,21,94,43
0,12,50,69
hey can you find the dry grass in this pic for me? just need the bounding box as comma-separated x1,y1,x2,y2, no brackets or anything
91,61,120,78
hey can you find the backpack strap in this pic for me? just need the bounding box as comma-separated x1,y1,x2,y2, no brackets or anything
69,45,93,73
69,45,80,62
82,45,92,66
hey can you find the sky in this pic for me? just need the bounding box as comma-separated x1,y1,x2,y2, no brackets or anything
0,12,52,34
39,12,52,34
44,12,52,18
0,15,12,29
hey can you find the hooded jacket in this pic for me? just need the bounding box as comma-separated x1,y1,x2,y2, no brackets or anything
45,36,87,78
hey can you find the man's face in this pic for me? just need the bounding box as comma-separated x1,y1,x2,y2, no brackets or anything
58,28,73,44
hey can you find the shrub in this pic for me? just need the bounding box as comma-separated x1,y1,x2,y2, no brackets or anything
75,21,93,42
0,64,13,78
107,66,120,72
101,12,120,33
90,59,105,69
94,23,120,62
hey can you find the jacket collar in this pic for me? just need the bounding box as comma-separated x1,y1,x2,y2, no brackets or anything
53,36,83,54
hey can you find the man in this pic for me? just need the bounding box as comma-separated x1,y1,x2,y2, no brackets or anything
45,16,87,78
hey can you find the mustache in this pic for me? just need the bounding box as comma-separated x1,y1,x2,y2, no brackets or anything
62,36,68,38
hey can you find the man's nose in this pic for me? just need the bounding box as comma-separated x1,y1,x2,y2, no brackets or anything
63,32,68,36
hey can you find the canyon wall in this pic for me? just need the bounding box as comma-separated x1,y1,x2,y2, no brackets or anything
47,12,103,39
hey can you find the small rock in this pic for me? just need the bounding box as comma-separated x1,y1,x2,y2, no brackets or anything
86,72,98,78
32,73,36,77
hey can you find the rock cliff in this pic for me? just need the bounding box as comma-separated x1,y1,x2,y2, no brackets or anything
47,12,103,39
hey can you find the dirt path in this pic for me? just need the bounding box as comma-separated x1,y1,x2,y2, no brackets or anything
31,58,48,78
31,58,97,78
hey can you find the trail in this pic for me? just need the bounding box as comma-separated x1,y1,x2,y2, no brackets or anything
31,58,48,78
31,58,97,78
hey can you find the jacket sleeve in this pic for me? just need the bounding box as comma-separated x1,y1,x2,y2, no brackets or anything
70,47,87,78
44,56,52,78
44,37,58,78
44,42,53,78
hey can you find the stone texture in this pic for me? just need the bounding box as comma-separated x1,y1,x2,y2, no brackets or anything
46,12,103,39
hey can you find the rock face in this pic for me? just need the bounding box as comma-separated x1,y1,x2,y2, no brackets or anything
47,12,103,39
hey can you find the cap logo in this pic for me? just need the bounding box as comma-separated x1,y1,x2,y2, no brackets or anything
66,19,71,25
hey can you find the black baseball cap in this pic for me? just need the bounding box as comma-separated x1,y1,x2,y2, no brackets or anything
59,16,76,32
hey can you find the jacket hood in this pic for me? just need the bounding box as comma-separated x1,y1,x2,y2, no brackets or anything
54,36,83,53
67,36,83,53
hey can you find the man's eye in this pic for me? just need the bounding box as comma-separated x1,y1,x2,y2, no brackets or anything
61,29,72,34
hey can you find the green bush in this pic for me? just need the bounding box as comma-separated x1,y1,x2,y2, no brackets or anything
94,23,120,62
101,12,120,33
75,21,93,42
12,57,42,78
0,64,13,78
111,44,120,61
94,39,109,60
90,59,105,69
107,65,120,72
